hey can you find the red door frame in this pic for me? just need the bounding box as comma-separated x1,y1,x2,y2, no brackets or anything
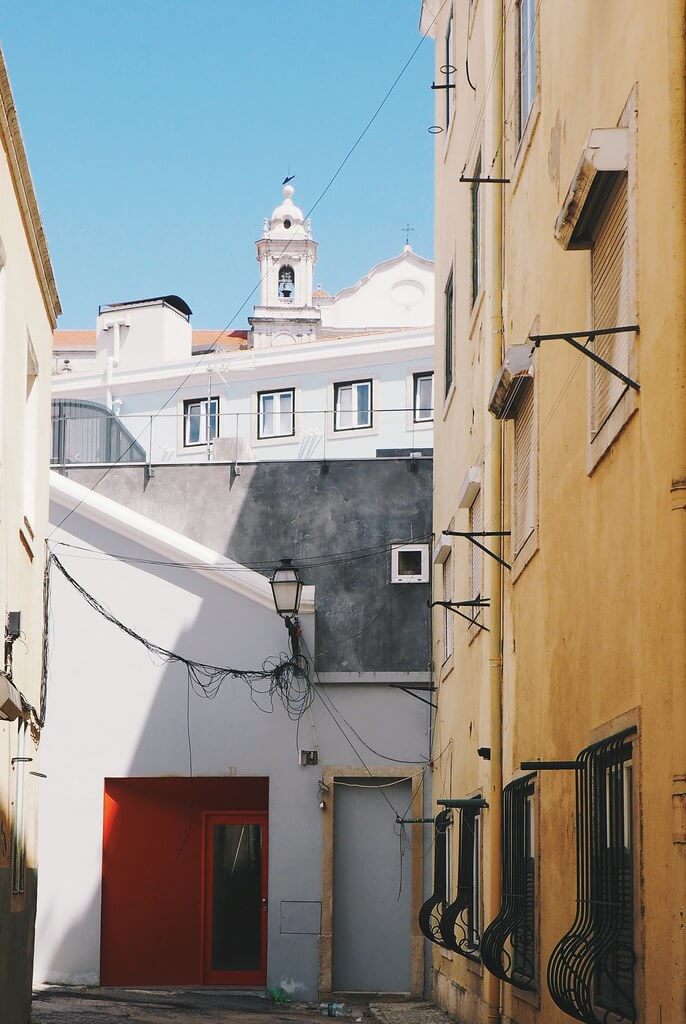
201,810,269,986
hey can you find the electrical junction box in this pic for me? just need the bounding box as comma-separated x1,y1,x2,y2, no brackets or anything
0,673,22,721
299,749,318,766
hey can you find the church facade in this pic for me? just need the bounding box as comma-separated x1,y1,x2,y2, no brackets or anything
51,186,435,466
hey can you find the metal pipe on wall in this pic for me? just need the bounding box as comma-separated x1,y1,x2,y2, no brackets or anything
485,0,505,1021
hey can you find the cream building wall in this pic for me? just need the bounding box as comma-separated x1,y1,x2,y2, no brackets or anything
422,1,685,1023
0,50,60,1024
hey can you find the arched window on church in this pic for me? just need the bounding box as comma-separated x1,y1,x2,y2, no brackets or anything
278,265,295,302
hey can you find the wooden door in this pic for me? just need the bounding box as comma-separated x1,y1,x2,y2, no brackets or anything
202,811,268,985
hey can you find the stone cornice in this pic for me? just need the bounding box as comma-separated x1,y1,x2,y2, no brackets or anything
0,50,61,326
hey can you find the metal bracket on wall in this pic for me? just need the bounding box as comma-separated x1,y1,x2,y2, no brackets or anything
443,530,511,571
529,325,640,391
429,598,490,633
396,816,435,825
437,797,489,809
520,760,583,771
459,175,511,184
389,683,437,710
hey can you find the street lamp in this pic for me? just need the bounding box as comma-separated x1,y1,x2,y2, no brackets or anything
270,559,303,619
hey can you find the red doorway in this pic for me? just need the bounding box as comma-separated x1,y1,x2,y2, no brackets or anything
101,777,268,986
202,812,268,985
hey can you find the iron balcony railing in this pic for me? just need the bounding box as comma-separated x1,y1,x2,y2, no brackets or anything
547,728,637,1024
481,774,537,990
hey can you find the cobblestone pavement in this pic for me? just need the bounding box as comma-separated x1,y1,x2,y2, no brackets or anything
31,987,370,1024
369,1003,453,1024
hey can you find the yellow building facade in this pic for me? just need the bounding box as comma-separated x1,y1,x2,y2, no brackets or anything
419,2,686,1023
0,50,60,1023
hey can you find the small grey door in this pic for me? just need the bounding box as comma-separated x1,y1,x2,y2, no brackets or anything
333,778,412,993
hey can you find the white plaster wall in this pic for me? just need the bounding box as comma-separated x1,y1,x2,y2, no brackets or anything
319,252,435,329
35,505,429,1000
51,345,434,464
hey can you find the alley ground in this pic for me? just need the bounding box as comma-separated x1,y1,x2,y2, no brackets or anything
31,988,451,1024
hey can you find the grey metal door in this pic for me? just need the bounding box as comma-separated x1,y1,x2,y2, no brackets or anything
333,778,412,993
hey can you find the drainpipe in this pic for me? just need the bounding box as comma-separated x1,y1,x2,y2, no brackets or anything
485,1,504,1022
103,320,124,411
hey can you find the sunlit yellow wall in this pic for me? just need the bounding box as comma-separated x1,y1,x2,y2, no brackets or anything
0,50,60,1024
422,0,686,1021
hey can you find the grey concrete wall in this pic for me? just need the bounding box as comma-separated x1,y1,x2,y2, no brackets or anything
62,459,433,674
37,501,431,1002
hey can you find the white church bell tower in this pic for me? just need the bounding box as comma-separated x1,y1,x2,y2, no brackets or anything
249,184,321,349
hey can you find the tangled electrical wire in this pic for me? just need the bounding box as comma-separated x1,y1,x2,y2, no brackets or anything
48,554,314,722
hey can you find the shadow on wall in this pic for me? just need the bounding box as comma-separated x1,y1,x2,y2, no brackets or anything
62,459,434,674
35,500,430,999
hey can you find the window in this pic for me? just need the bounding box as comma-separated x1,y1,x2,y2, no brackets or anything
444,15,455,127
23,336,39,524
278,265,295,302
183,397,219,447
11,721,27,895
548,727,636,1024
469,489,483,607
482,774,537,990
444,271,454,396
591,175,631,437
443,553,453,661
513,378,536,555
258,389,295,439
471,153,482,307
517,0,537,139
334,379,372,431
413,372,434,423
391,543,430,584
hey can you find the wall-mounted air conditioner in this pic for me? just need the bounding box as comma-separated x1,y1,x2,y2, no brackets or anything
488,345,534,420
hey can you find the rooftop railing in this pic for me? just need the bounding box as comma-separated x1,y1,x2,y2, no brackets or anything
50,405,434,468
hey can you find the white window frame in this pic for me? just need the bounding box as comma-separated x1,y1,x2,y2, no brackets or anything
517,0,537,141
333,379,373,432
257,388,295,440
391,543,430,584
183,396,220,447
413,372,434,424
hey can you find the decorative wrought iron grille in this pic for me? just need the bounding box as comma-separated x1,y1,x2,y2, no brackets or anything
481,774,536,989
439,803,482,958
418,809,451,947
548,727,636,1024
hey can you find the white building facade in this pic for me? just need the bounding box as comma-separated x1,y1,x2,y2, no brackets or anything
51,186,435,466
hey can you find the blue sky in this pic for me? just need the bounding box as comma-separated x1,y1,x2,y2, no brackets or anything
1,1,435,329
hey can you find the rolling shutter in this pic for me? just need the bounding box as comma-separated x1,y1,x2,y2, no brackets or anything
591,175,630,436
443,554,453,660
513,380,536,555
470,490,483,604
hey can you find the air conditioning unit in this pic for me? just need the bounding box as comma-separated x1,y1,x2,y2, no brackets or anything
0,672,22,721
488,345,534,420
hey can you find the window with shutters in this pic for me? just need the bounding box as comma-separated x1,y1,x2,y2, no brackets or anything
443,553,453,662
444,271,454,397
469,489,483,628
513,378,536,557
591,174,632,438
